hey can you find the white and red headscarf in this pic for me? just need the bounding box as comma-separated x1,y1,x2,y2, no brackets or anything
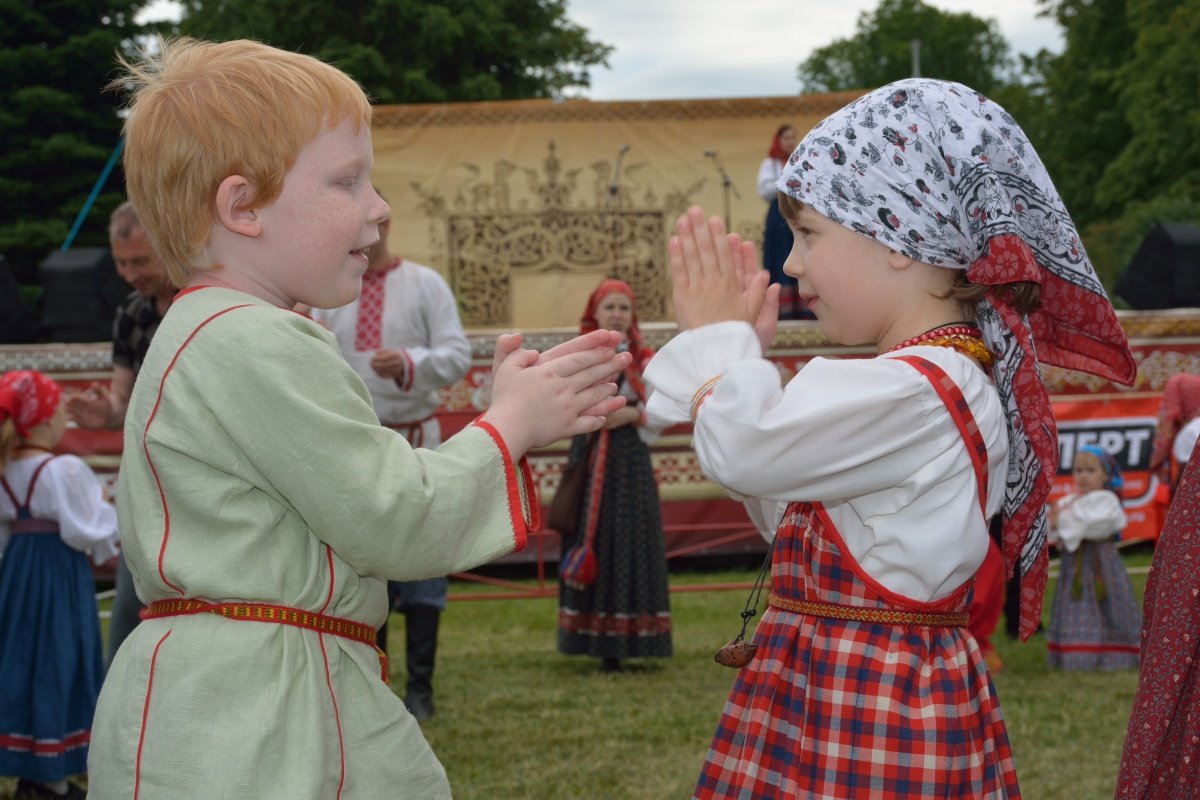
0,370,62,438
777,78,1137,640
580,278,652,405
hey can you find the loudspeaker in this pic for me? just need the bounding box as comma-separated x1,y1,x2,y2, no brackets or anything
1115,223,1200,310
38,247,130,342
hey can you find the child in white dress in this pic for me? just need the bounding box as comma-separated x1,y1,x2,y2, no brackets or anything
0,370,119,800
1046,445,1141,670
645,79,1138,799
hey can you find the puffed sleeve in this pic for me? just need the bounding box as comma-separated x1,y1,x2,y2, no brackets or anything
645,321,949,504
1055,490,1126,552
41,456,120,564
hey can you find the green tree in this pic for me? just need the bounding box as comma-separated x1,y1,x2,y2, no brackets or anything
1013,0,1136,229
1096,0,1200,217
796,0,1013,95
174,0,613,104
0,0,143,281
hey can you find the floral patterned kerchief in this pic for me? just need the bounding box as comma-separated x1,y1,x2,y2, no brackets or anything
777,78,1136,640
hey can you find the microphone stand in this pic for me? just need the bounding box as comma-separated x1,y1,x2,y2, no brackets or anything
605,146,629,273
706,151,740,230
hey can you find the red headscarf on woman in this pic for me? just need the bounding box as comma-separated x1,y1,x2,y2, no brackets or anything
579,279,652,405
767,124,793,164
0,370,61,439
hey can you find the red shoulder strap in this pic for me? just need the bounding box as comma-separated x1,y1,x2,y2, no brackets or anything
0,475,18,509
24,455,60,509
893,355,989,519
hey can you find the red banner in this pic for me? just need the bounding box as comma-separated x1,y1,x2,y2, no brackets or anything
1049,394,1167,542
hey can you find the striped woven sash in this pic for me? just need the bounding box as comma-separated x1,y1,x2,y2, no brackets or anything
767,592,969,627
141,599,388,680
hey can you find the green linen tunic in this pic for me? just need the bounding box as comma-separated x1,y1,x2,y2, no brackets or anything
88,287,531,799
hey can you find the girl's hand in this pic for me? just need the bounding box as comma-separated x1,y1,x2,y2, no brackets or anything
669,206,770,332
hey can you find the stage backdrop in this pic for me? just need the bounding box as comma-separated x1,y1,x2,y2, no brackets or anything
369,92,863,329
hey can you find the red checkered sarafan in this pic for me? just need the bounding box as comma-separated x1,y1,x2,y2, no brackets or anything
694,501,1020,799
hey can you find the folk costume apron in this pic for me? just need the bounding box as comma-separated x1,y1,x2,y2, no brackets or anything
695,356,1020,800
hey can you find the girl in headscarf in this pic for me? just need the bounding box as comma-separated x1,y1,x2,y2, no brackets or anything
1045,446,1141,670
645,79,1136,799
756,124,811,320
0,371,119,800
557,279,672,671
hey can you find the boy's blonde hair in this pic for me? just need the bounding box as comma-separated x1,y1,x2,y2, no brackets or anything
110,37,373,286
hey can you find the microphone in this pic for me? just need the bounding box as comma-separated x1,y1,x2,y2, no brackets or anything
619,144,630,153
704,150,718,158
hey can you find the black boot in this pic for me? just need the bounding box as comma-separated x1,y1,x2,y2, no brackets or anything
403,605,440,721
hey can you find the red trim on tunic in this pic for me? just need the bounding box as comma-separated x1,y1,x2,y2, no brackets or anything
134,630,172,800
318,545,335,615
144,304,253,595
318,634,347,800
471,419,533,550
400,348,416,392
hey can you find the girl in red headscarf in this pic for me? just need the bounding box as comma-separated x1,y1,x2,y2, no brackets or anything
0,371,119,799
556,279,672,671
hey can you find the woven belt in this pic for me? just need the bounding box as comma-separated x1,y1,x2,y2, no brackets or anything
141,599,388,681
767,592,969,627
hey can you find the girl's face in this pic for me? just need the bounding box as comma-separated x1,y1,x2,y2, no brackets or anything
595,291,633,336
1072,452,1108,493
781,204,896,346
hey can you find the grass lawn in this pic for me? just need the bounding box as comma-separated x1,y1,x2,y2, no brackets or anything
1,546,1153,799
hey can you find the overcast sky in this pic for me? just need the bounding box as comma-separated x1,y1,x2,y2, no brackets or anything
138,0,1063,101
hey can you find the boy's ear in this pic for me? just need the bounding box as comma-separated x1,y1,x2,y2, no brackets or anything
886,249,915,270
215,175,262,238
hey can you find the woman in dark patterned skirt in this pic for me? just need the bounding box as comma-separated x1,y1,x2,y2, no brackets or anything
557,279,672,671
1046,446,1142,670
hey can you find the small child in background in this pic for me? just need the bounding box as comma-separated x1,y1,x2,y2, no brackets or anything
0,370,119,800
1046,445,1141,670
87,37,629,799
645,78,1137,799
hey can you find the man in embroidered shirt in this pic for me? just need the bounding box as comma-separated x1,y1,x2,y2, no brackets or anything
311,208,469,720
65,201,177,667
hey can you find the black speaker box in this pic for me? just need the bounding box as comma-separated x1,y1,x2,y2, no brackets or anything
38,247,130,342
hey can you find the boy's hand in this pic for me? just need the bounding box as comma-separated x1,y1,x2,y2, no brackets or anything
669,206,770,332
490,330,626,417
483,345,632,458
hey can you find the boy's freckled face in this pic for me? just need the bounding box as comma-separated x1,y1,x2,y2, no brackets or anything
782,206,893,347
256,118,390,309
